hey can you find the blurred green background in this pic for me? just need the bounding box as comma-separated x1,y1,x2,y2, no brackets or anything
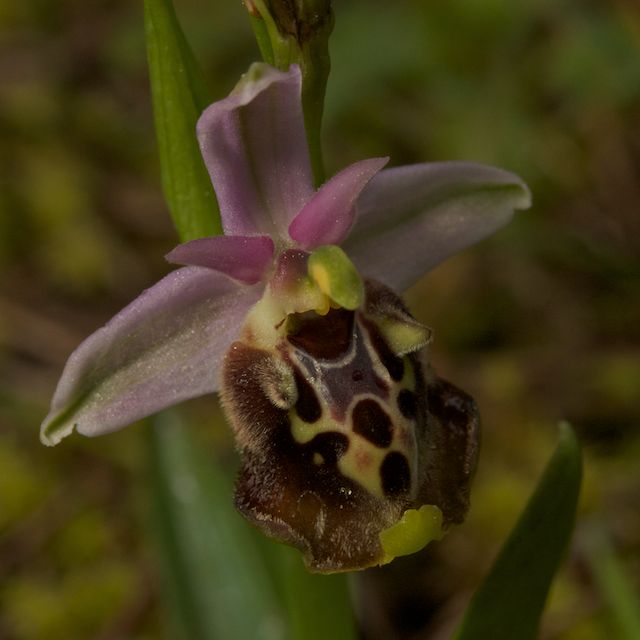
1,0,639,638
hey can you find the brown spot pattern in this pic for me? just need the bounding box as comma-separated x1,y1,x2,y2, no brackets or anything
352,399,393,448
397,389,417,420
223,279,445,571
293,366,322,423
380,451,411,497
305,432,349,465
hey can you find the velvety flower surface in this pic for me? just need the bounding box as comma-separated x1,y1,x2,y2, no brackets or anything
41,63,530,572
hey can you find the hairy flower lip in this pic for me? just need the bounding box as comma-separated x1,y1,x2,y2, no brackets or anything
40,62,530,451
225,277,478,572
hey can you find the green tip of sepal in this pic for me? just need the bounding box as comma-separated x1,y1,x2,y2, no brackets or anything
231,62,277,100
40,397,87,447
308,245,364,311
40,418,74,447
379,505,444,564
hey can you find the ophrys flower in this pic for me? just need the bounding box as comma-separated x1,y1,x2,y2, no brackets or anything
41,63,530,572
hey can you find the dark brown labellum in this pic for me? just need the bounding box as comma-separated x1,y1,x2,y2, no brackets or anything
221,279,479,572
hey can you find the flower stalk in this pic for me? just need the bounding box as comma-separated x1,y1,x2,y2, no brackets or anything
243,0,333,185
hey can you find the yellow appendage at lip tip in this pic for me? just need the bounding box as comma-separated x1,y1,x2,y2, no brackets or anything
379,505,444,564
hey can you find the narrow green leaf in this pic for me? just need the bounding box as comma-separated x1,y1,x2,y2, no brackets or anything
585,526,640,640
277,546,357,640
454,423,582,640
144,0,221,241
148,413,284,640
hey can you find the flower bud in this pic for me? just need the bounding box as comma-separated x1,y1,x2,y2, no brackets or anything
262,0,333,44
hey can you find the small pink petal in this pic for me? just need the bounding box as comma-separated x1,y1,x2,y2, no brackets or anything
288,157,388,249
166,235,274,284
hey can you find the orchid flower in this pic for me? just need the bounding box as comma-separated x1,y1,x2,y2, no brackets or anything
41,63,530,573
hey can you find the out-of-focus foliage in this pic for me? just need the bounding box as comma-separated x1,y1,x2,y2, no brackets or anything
454,424,582,640
584,524,640,640
149,413,285,640
144,0,220,241
1,0,639,638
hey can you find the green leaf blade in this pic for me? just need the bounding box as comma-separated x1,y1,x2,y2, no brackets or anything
277,546,357,640
454,423,582,640
585,526,640,640
148,413,284,640
144,0,221,241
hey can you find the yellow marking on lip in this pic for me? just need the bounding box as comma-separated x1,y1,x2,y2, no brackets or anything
401,356,416,389
290,412,323,444
337,438,387,498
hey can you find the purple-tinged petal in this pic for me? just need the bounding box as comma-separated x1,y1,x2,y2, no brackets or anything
40,267,263,446
166,235,274,284
288,157,388,249
197,63,314,239
344,162,531,292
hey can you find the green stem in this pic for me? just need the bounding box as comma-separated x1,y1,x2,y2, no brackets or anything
244,0,333,187
300,38,330,186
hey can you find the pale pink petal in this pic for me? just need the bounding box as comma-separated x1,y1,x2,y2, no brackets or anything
344,162,531,291
197,64,313,239
41,267,262,446
288,157,388,249
166,235,274,284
